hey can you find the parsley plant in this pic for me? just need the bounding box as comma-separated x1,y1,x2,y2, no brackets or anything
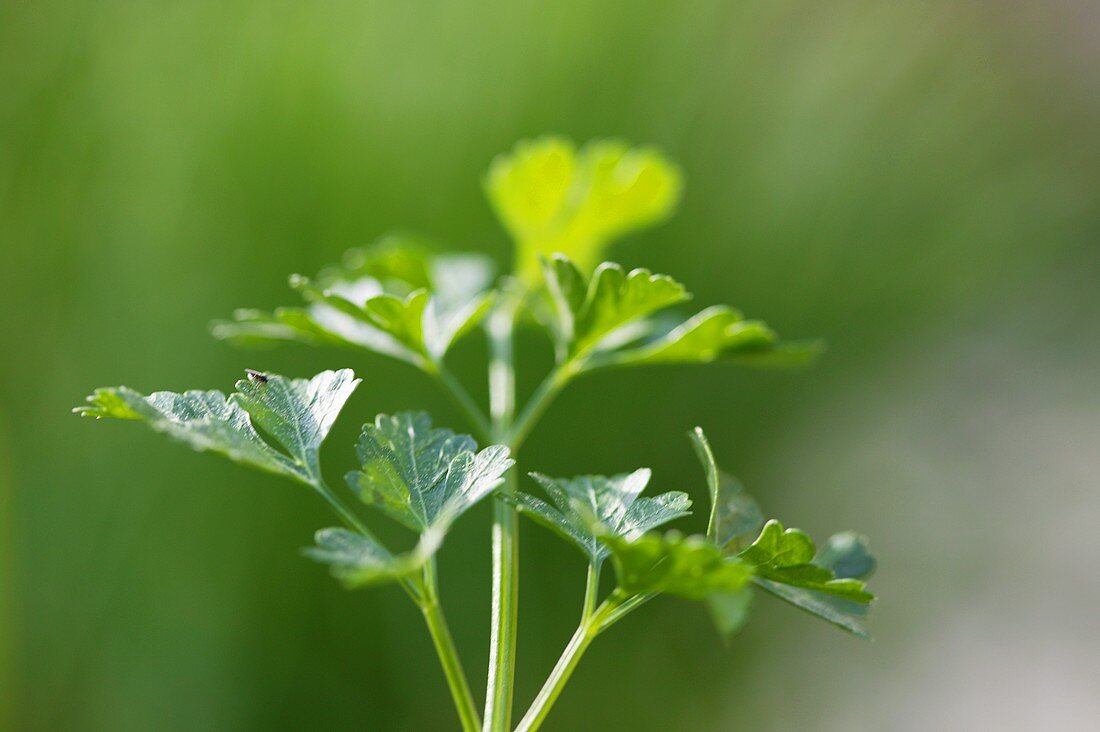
78,137,876,731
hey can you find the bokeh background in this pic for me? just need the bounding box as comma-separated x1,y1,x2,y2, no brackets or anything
3,2,1098,730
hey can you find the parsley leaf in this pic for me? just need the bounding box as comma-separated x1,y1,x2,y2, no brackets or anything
750,530,878,637
348,412,513,535
599,531,752,600
513,469,691,564
537,254,819,372
486,137,683,279
212,236,495,368
689,427,877,637
598,305,824,369
304,528,429,588
689,427,765,552
537,255,689,359
75,369,359,486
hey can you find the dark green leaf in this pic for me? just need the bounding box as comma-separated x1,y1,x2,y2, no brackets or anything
815,531,877,580
688,427,876,636
348,412,513,534
754,578,873,639
304,528,429,588
75,369,359,486
514,469,691,563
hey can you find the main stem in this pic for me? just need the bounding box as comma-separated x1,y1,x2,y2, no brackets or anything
514,594,622,732
484,294,520,732
421,562,482,732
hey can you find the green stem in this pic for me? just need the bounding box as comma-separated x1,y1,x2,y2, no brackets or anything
313,480,372,538
508,359,580,450
420,562,482,732
483,293,520,732
597,592,655,631
315,478,422,602
430,361,493,443
514,594,622,732
581,563,601,621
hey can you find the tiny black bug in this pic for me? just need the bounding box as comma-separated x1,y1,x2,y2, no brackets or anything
245,369,268,384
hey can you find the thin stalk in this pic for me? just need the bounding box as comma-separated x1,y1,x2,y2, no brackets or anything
315,479,422,602
597,592,656,632
430,361,493,443
420,562,482,732
508,359,579,450
483,294,520,732
581,563,601,621
313,480,372,537
514,595,623,732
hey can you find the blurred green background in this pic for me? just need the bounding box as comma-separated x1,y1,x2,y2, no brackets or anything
3,1,1098,730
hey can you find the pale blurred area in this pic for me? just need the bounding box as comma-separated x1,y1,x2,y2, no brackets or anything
726,268,1100,730
2,2,1097,730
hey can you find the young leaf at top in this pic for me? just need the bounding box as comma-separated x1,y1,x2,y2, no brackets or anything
348,412,514,537
513,469,691,565
486,137,683,280
212,235,495,369
75,369,359,487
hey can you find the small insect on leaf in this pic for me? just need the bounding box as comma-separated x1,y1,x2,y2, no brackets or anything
245,369,269,384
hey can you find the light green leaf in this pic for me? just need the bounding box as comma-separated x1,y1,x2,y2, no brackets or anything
304,527,429,588
212,297,418,363
590,305,824,370
536,255,818,372
739,519,875,637
514,469,691,564
538,256,689,358
213,236,495,366
574,263,689,355
348,412,513,534
600,531,752,600
361,290,431,356
740,519,817,568
75,369,359,486
535,255,588,350
689,427,764,552
486,137,683,280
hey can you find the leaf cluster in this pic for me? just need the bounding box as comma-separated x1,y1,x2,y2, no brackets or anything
512,428,876,638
